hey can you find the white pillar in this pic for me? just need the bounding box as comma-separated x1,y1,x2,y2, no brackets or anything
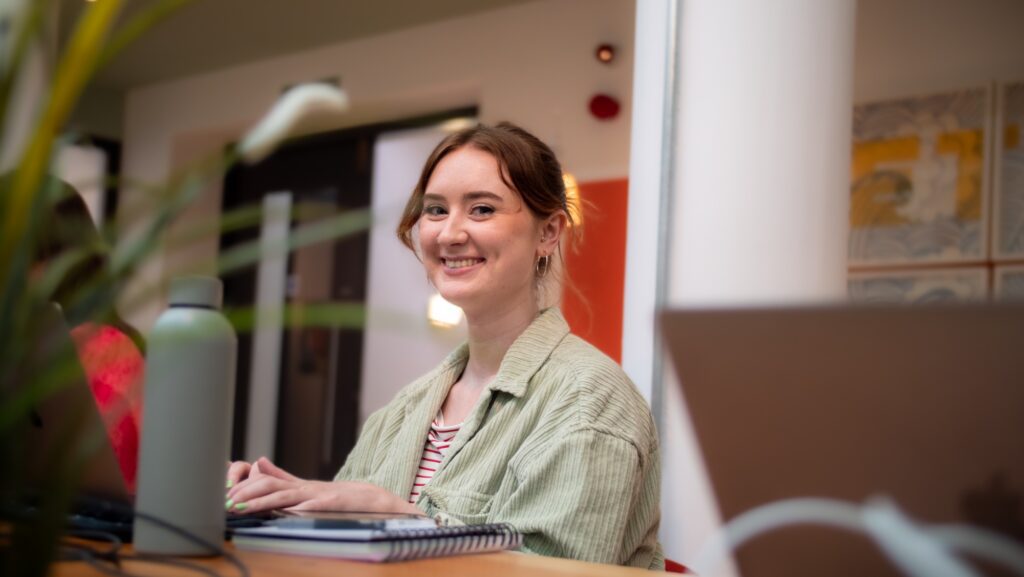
651,0,856,571
671,0,854,304
623,0,673,406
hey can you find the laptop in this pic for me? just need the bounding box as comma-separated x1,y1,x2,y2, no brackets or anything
660,303,1024,577
15,306,269,539
19,305,132,506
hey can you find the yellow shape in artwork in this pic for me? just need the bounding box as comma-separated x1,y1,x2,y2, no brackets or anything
936,129,983,221
850,137,917,228
850,128,984,228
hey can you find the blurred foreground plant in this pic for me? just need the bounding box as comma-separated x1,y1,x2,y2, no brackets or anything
0,2,362,575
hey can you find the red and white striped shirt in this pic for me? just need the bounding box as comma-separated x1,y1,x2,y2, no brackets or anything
408,414,462,503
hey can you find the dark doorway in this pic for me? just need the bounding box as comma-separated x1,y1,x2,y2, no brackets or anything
220,107,475,480
221,129,371,480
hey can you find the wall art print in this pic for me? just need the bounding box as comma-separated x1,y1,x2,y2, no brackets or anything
995,81,1024,258
994,265,1024,301
849,88,989,265
848,267,988,303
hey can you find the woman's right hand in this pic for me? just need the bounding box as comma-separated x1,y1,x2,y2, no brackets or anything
225,456,419,515
226,458,269,488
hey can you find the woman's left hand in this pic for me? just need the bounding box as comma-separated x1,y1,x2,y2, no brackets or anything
225,457,420,515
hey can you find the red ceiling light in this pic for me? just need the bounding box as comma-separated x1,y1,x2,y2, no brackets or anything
595,44,615,64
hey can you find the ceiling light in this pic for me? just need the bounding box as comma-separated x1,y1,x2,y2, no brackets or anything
563,172,582,226
428,293,463,328
438,117,477,133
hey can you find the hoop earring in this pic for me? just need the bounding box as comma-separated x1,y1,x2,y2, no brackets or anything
535,255,550,279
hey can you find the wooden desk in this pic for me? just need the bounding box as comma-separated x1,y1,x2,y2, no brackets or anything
53,544,660,577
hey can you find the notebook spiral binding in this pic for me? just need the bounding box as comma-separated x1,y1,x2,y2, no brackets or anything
385,524,522,561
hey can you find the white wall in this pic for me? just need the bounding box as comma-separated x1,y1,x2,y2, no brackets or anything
1,40,48,171
56,144,107,226
854,0,1024,103
118,0,636,333
360,125,468,426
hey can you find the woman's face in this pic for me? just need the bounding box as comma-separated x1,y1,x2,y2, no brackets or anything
417,146,556,315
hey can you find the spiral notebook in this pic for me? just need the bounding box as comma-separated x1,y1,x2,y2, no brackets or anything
231,520,522,562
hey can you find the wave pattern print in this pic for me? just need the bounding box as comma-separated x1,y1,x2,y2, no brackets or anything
848,269,987,303
850,88,987,265
996,268,1024,300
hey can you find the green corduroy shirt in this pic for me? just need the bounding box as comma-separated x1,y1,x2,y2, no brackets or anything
334,308,664,570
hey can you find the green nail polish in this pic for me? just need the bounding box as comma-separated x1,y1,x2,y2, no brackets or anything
234,502,248,512
225,499,234,510
226,480,234,489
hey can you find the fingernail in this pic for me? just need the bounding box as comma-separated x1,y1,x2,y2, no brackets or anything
225,499,234,510
226,480,234,489
234,502,248,512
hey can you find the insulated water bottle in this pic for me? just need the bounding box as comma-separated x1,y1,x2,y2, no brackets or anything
134,276,237,555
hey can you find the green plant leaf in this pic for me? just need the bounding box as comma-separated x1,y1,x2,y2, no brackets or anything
223,301,367,333
217,207,373,277
1,0,124,286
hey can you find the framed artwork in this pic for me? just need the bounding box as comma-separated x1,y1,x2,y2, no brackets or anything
848,267,988,303
994,265,1024,300
849,87,989,266
994,81,1024,259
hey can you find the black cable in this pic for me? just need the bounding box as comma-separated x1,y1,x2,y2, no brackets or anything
12,502,252,577
63,528,123,567
120,509,249,577
120,554,225,577
82,555,135,577
63,535,224,577
60,531,131,576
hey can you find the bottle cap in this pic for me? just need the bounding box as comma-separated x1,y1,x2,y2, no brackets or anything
168,276,223,310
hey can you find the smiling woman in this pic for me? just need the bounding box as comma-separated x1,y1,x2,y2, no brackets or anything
226,123,664,569
417,147,557,318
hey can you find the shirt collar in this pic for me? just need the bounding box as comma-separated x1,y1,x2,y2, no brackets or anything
419,308,570,401
487,307,570,398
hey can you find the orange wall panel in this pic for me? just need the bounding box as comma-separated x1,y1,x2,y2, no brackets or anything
562,178,628,363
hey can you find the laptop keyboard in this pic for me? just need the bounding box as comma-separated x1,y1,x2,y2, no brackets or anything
68,496,272,543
